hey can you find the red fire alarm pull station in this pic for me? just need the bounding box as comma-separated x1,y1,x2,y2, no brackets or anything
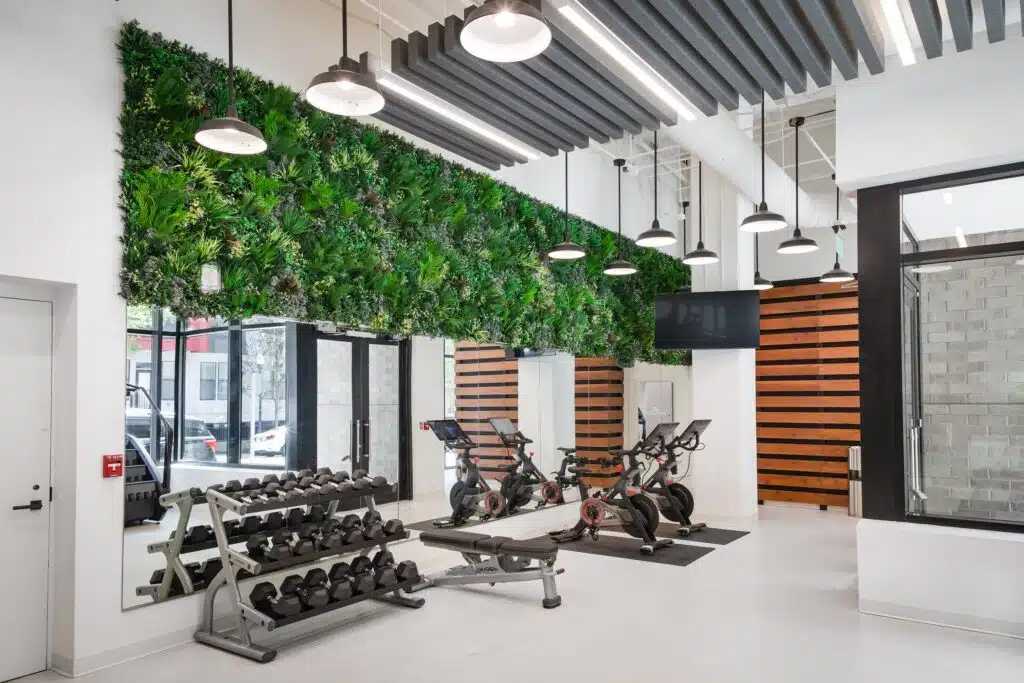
103,454,124,479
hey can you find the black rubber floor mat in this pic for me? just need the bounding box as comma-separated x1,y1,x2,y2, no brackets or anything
654,524,750,545
406,505,546,532
536,534,714,566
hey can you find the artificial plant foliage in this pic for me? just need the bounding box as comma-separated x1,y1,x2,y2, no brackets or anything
118,21,690,365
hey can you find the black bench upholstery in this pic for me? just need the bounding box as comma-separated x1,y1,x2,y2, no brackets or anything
420,530,558,561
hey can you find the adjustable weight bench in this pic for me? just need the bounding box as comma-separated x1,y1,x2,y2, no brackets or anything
410,530,563,608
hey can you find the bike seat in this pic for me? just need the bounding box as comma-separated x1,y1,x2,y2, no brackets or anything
557,447,576,454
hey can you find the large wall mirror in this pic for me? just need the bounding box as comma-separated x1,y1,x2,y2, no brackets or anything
122,307,410,609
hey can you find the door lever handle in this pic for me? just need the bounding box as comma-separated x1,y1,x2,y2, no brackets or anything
13,500,42,511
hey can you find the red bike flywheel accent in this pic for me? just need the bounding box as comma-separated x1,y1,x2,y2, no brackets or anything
580,498,604,527
540,481,561,504
483,490,505,515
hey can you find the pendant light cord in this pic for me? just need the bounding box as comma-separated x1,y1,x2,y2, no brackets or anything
343,0,349,58
617,160,622,251
564,152,570,241
698,161,703,243
227,0,235,112
653,131,658,220
834,183,841,261
755,216,760,271
760,91,765,203
793,119,800,232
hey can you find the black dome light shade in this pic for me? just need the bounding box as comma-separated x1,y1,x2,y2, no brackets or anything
683,162,719,266
195,0,267,155
741,91,787,233
548,151,585,261
305,0,385,116
604,158,637,276
636,131,677,248
461,0,552,63
820,181,855,283
777,116,818,255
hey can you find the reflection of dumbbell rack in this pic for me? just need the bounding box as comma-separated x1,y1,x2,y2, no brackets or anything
135,487,207,601
194,480,424,663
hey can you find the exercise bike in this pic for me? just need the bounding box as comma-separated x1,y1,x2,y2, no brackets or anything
551,447,580,500
427,420,505,528
549,424,677,555
488,418,563,515
639,419,710,538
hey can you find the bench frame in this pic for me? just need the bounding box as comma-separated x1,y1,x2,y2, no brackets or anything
411,535,563,608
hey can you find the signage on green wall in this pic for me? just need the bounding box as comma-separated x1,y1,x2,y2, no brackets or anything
116,23,689,365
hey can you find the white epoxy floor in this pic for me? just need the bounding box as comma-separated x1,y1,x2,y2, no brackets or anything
65,503,1024,682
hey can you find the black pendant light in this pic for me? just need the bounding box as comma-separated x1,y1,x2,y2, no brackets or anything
683,162,719,266
195,0,267,155
604,158,637,276
820,179,855,283
636,131,677,248
777,116,819,255
305,0,385,116
461,0,552,63
752,221,774,290
741,91,787,233
548,152,586,261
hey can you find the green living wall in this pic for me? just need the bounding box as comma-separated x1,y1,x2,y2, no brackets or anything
118,22,690,365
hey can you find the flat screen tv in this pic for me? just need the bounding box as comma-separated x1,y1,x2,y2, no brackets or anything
654,290,760,349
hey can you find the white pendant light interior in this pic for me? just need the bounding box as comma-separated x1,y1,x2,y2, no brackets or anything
820,181,855,283
461,0,552,63
636,130,677,248
305,0,385,117
604,158,637,276
548,152,586,261
777,116,818,255
683,162,719,266
741,91,787,234
195,0,267,155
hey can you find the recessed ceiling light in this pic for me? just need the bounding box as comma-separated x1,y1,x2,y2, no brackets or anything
942,191,953,205
910,264,953,274
880,0,917,66
955,226,967,248
559,4,696,121
1016,257,1024,266
377,75,540,161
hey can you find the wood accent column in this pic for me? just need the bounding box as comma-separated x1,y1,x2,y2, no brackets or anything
454,342,517,475
574,357,624,489
757,281,860,508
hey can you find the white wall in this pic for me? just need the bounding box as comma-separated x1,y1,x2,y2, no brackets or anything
836,34,1024,190
858,519,1024,638
409,337,446,499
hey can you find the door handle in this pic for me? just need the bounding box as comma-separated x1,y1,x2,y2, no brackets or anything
13,500,42,512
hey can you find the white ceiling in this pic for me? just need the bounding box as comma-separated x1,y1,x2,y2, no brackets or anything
901,174,1024,243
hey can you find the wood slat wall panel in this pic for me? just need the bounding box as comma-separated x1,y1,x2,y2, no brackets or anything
575,357,624,489
757,282,859,509
455,343,518,473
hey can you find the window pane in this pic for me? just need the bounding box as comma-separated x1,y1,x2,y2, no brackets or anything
199,362,216,401
127,305,155,331
242,326,288,466
187,316,230,331
902,176,1024,253
184,331,229,462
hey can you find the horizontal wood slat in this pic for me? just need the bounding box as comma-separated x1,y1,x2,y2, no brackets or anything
758,458,849,474
575,357,622,368
575,410,624,421
575,383,624,394
756,442,851,458
759,489,848,506
455,360,518,373
757,379,859,393
758,473,848,490
757,394,860,409
759,312,858,330
574,422,625,435
757,411,860,425
760,296,859,316
575,395,624,408
456,384,518,396
757,426,860,442
453,348,509,361
757,346,859,362
756,363,859,377
456,397,518,408
759,282,858,300
574,369,624,381
759,328,859,347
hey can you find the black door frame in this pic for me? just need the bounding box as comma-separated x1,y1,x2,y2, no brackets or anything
312,331,412,505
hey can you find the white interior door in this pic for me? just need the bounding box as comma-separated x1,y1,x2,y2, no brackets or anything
0,297,52,681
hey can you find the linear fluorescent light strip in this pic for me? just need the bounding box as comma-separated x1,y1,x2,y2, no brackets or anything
559,4,696,121
955,226,968,248
377,75,540,161
880,0,916,66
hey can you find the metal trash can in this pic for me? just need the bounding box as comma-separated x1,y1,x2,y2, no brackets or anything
848,446,862,517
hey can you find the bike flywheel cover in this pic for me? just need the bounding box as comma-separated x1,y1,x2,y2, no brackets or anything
540,481,561,504
579,498,604,527
483,490,505,515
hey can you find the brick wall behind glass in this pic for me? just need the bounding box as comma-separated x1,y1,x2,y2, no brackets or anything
919,235,1024,522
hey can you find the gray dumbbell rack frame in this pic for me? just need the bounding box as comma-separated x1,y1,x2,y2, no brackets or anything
136,487,207,601
194,486,424,663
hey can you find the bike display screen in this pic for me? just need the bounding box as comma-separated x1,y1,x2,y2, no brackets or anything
427,419,470,443
489,418,516,436
678,419,711,443
642,422,679,449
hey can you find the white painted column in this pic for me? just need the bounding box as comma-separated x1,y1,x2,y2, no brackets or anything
686,163,759,521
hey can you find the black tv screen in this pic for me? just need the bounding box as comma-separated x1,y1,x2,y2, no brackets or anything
654,290,760,349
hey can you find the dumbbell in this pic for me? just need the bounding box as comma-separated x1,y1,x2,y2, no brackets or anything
347,556,376,594
316,467,333,477
149,568,184,596
326,562,354,601
332,471,351,484
296,469,314,481
315,522,342,550
250,582,301,619
383,519,405,538
338,514,363,544
171,524,211,546
224,516,262,537
290,527,316,556
262,512,285,531
246,530,292,562
196,557,223,587
362,516,384,542
261,474,280,487
280,570,330,610
396,560,419,583
306,505,327,524
370,550,398,587
280,471,298,483
286,507,306,528
363,510,383,527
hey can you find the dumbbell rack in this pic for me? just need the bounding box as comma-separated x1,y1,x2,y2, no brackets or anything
194,486,424,663
136,487,206,601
